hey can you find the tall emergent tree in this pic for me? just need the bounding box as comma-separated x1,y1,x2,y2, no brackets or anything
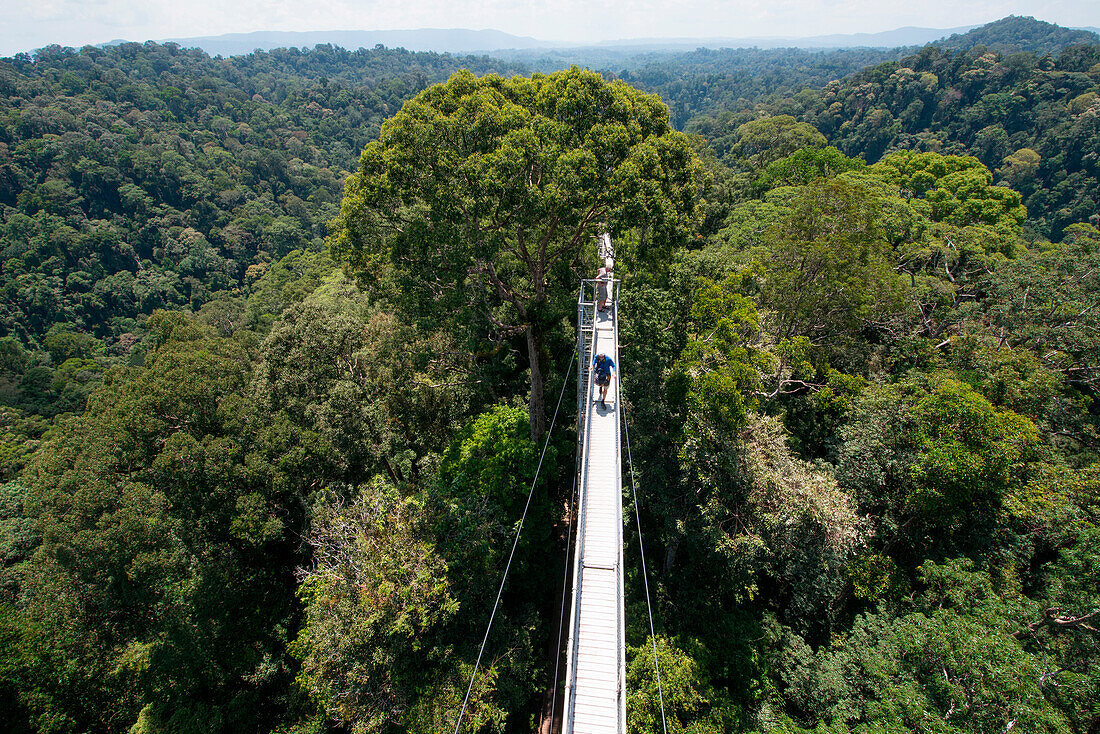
331,68,701,437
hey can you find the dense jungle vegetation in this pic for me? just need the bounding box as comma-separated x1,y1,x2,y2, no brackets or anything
1,15,1098,734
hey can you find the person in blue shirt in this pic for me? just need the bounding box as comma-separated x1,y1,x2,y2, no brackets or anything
591,353,616,407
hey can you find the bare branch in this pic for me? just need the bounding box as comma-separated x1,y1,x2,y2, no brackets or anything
1011,607,1100,639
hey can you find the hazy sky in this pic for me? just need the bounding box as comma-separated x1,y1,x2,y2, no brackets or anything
3,0,1099,57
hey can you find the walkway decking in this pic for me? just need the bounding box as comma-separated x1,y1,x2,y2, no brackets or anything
563,294,625,734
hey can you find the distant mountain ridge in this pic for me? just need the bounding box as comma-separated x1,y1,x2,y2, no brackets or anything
123,23,994,58
102,17,1100,60
776,25,978,48
147,28,555,56
935,16,1100,54
589,25,977,51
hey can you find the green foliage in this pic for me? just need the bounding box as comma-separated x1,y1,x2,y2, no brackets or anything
2,30,1100,734
440,403,543,509
736,40,1100,239
41,325,100,365
0,604,50,734
259,296,472,482
839,374,1039,543
848,551,904,604
869,151,1026,232
757,146,865,190
676,414,860,639
630,46,907,129
431,403,555,606
292,480,458,734
0,41,525,422
243,248,338,330
0,406,46,480
291,403,553,733
1,267,508,733
1036,525,1100,730
937,16,1100,55
627,636,741,733
7,312,329,732
908,377,1039,525
0,481,36,600
734,116,827,169
758,176,907,345
291,437,555,733
768,560,1069,734
998,147,1041,188
988,224,1100,416
675,275,763,432
331,66,701,436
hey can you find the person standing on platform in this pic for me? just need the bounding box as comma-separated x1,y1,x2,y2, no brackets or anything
591,352,616,408
596,259,613,312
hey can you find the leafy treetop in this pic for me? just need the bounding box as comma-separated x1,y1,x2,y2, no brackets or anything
331,67,702,437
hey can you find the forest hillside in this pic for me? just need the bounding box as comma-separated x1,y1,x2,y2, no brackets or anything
1,15,1098,734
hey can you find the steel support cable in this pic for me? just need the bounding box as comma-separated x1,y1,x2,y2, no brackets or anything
549,467,579,730
620,382,669,734
454,347,577,734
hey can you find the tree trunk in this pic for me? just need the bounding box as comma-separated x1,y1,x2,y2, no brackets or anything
663,534,679,573
527,325,546,441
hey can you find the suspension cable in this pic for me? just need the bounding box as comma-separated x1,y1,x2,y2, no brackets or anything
621,381,669,734
454,347,577,734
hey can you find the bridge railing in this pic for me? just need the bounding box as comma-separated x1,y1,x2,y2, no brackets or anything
564,275,624,734
611,293,626,733
576,276,619,436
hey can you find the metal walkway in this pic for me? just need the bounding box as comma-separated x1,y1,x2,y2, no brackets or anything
562,263,626,734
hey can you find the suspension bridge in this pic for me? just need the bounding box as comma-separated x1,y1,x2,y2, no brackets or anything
456,233,662,734
562,240,626,733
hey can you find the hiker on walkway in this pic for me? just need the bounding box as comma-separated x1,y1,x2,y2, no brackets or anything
591,352,616,408
596,259,613,312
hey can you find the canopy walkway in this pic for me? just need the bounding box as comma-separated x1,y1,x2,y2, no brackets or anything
457,236,660,734
562,258,626,734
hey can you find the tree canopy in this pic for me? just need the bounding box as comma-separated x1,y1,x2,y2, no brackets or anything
2,27,1100,734
331,67,701,437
